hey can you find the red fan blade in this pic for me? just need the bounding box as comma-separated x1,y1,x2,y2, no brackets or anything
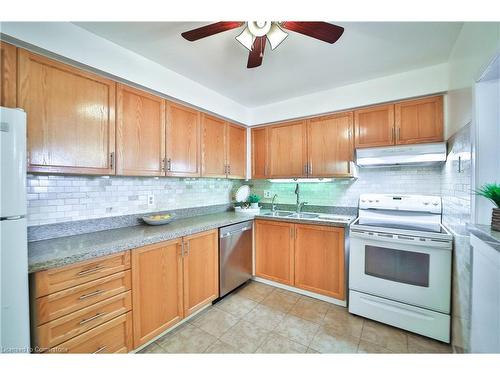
281,22,344,44
247,36,266,69
181,22,244,41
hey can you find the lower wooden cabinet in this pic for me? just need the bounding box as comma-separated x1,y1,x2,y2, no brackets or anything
255,220,345,300
131,239,184,348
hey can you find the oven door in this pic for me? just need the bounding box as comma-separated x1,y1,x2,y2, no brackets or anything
349,229,451,314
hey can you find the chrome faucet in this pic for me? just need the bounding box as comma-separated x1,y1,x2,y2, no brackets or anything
295,184,308,213
271,194,278,212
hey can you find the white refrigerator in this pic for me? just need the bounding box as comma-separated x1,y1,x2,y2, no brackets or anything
0,107,30,353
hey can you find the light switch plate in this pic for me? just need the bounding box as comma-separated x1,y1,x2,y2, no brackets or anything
263,190,272,198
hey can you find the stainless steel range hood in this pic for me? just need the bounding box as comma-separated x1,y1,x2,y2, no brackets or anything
355,142,447,167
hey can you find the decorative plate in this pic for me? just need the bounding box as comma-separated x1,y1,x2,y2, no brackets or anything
235,185,251,203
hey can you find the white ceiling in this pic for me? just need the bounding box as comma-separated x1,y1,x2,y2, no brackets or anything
73,22,462,107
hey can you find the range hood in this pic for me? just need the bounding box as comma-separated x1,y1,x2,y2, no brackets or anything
356,142,447,167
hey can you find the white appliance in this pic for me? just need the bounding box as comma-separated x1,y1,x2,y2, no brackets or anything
349,194,453,342
0,107,30,353
356,142,447,167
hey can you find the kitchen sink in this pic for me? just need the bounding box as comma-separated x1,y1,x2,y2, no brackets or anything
295,213,319,219
260,210,353,224
263,211,295,217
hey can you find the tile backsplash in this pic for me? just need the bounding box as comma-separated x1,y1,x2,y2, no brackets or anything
27,175,241,226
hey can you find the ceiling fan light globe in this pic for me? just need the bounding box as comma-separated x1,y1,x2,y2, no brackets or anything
235,26,255,51
267,23,288,50
248,21,271,37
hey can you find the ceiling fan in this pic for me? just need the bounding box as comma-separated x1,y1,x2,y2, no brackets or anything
181,21,344,69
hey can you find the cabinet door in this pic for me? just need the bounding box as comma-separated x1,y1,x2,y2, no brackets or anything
18,50,116,175
201,114,227,178
395,96,443,145
166,102,201,177
116,84,165,176
255,220,294,285
183,230,219,317
131,239,184,348
294,224,345,300
308,112,354,177
354,104,394,148
268,120,308,178
0,41,17,108
251,127,269,178
226,123,247,179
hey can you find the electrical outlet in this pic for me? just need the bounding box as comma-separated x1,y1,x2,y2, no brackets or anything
147,194,155,207
264,190,272,199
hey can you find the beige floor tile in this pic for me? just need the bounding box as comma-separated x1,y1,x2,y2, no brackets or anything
156,323,217,353
242,304,286,331
215,294,258,318
256,333,308,353
236,281,275,302
219,320,270,353
204,340,242,353
137,342,166,354
357,340,393,353
361,320,408,353
289,296,330,324
323,307,364,338
309,326,360,353
190,307,240,337
273,314,321,346
407,333,453,353
260,289,300,313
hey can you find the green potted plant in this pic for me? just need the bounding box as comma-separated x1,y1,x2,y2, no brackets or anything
248,194,261,209
475,183,500,231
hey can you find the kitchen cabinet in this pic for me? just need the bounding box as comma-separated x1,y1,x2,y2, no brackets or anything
226,122,247,179
201,114,227,178
0,41,17,108
18,49,116,175
395,96,443,145
131,239,184,347
182,229,219,316
294,224,345,300
255,220,295,285
307,112,354,177
166,102,201,177
268,120,308,178
116,84,165,176
251,127,269,178
354,104,395,148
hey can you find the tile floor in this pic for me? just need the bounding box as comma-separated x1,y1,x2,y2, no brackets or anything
138,281,453,354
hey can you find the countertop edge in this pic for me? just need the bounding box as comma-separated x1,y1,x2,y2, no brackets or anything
467,224,500,252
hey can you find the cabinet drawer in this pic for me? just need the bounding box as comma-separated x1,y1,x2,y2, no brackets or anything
36,270,131,325
50,312,132,354
36,291,132,350
33,251,131,297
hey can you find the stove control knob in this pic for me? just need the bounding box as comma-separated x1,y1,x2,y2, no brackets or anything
432,202,439,206
368,200,373,203
375,200,379,203
361,200,366,203
423,202,429,205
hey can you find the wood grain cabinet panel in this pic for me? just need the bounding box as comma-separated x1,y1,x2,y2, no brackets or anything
294,224,345,300
17,50,116,175
166,102,201,177
395,96,443,145
131,239,184,348
116,84,165,176
226,123,247,179
354,104,395,148
182,230,219,317
201,114,227,178
0,41,17,108
268,120,308,178
307,112,354,177
251,127,269,178
255,220,295,285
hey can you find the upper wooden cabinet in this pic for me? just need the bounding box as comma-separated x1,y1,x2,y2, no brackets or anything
201,114,227,178
18,50,116,175
251,127,269,179
354,104,395,148
116,84,165,176
226,123,247,179
166,102,201,177
307,112,354,177
268,120,308,178
0,41,17,108
395,96,443,145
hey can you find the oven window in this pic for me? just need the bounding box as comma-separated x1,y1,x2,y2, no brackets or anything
364,245,430,287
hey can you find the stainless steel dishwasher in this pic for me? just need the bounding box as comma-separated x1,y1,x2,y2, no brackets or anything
219,220,253,298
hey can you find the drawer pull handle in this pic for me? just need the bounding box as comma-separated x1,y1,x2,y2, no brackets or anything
93,346,107,354
79,312,106,325
76,265,104,277
78,290,104,300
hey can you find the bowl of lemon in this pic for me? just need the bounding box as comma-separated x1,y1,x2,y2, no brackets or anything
142,213,176,226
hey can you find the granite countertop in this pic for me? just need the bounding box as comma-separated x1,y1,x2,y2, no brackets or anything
467,224,500,252
28,210,355,273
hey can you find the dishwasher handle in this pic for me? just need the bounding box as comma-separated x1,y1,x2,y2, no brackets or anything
220,225,252,238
